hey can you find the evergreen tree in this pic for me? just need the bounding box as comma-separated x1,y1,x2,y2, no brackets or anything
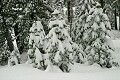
26,20,46,69
45,9,84,72
83,2,119,68
72,0,96,50
0,0,54,66
16,0,54,53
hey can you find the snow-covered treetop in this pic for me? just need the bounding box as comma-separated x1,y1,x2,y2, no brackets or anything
85,4,111,31
48,19,67,29
30,21,44,33
75,0,96,18
29,20,45,48
49,9,67,29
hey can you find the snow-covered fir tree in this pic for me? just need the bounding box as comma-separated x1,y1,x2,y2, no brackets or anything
72,0,96,50
26,20,46,69
83,2,119,68
44,9,85,72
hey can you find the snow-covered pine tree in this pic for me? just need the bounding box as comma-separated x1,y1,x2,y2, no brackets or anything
45,9,84,72
26,20,46,69
83,2,119,68
72,0,96,50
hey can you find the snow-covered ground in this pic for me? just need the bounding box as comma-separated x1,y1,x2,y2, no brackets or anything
0,39,120,80
112,39,120,64
110,30,120,39
0,63,120,80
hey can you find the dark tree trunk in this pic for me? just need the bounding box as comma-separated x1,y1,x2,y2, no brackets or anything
67,1,73,37
99,0,104,8
114,7,118,30
119,5,120,30
5,29,14,52
119,11,120,30
67,1,71,23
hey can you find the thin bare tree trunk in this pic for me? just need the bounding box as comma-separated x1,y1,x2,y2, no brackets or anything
67,1,73,37
115,7,118,30
119,12,120,30
119,2,120,30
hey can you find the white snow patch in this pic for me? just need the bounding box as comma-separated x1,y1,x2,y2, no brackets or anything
117,16,119,30
112,39,120,64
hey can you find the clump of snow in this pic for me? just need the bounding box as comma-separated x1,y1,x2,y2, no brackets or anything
8,53,19,66
34,46,44,68
117,16,119,30
109,30,120,39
